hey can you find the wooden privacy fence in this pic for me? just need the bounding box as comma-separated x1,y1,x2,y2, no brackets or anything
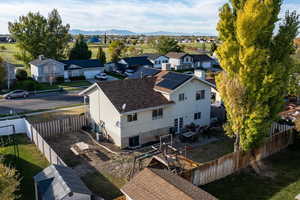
29,123,67,166
186,130,294,186
32,115,87,138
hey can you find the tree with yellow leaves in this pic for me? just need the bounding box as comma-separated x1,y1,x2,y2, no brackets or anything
216,0,299,151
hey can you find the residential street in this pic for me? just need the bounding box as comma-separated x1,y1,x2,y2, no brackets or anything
0,90,84,115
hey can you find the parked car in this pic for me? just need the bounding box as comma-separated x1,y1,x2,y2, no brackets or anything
124,69,135,76
95,72,108,80
3,90,29,99
184,71,194,76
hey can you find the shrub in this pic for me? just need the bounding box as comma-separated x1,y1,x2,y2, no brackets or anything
56,77,65,83
0,46,6,50
69,76,86,81
16,69,28,81
14,80,39,91
0,163,20,200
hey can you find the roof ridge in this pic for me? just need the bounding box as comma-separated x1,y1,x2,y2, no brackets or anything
147,168,194,199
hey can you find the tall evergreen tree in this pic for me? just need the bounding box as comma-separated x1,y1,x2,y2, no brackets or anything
155,36,182,55
108,40,125,62
8,9,70,66
96,46,106,64
69,34,92,60
216,0,299,151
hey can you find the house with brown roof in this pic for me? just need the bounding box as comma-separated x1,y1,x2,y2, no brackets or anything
80,70,212,148
165,52,193,70
121,168,218,200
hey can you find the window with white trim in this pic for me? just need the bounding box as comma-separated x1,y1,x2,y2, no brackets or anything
127,113,137,122
194,112,201,120
152,108,163,120
179,93,185,101
196,90,205,100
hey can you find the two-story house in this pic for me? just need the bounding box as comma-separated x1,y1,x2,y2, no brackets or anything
80,70,212,149
141,53,169,69
165,52,193,70
30,55,105,82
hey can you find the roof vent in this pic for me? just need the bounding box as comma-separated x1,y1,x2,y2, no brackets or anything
194,69,206,80
38,55,45,61
122,104,127,111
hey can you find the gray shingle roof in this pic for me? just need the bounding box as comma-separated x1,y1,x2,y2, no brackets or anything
140,53,165,60
34,165,92,200
127,66,161,79
191,54,214,62
59,59,104,70
96,77,173,113
121,56,153,67
29,58,62,67
165,52,189,59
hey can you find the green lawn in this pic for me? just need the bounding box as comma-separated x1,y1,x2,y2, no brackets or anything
82,171,125,200
0,134,49,200
201,136,300,200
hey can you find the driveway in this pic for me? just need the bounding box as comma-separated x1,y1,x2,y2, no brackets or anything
0,90,84,115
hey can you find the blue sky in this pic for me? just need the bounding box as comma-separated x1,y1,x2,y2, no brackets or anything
0,0,299,35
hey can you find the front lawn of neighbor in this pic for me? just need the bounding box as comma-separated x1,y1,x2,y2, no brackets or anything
201,136,300,200
0,134,49,200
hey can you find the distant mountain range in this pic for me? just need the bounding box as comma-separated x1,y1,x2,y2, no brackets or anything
69,29,211,36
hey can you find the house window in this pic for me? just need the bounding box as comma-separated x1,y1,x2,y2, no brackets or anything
196,90,205,100
152,108,163,120
194,112,201,120
179,93,185,101
155,60,160,65
127,113,137,122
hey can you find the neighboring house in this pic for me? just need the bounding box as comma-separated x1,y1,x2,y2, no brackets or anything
60,59,105,80
141,53,169,69
127,66,161,79
165,52,193,70
191,54,215,69
33,165,92,200
30,55,105,82
80,70,212,148
118,56,153,70
121,167,218,200
30,56,65,83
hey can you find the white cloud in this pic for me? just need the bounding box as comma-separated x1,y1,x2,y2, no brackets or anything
0,0,299,35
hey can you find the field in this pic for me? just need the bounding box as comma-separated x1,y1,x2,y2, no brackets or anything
201,136,300,200
0,134,49,200
0,42,212,65
0,43,23,65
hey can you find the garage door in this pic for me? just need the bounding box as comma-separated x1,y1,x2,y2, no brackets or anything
84,69,102,79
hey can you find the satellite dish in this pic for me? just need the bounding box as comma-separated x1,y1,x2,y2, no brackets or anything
122,104,126,110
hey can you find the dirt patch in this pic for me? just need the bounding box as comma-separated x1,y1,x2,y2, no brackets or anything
45,131,147,185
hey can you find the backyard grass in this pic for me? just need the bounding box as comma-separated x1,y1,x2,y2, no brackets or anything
82,171,126,200
187,137,234,163
0,134,49,200
201,136,300,200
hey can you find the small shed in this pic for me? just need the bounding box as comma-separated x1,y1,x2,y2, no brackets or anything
33,165,92,200
121,167,218,200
